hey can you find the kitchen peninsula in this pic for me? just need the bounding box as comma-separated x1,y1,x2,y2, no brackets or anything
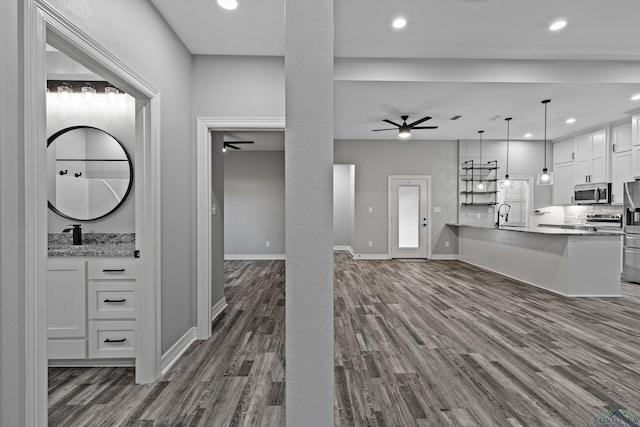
449,224,622,297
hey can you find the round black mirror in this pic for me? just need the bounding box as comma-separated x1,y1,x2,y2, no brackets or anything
47,126,133,221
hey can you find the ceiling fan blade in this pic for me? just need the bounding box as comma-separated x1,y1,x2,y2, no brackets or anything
372,128,397,131
382,119,402,127
225,144,242,150
411,126,439,129
407,116,432,127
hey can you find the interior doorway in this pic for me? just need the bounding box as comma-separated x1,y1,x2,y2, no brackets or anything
25,3,162,422
388,175,432,259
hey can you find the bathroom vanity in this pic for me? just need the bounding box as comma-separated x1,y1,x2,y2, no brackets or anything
47,234,137,365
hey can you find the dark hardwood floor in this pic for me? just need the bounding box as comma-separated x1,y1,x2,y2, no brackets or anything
49,253,640,426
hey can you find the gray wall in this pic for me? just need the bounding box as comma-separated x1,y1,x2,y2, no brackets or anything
192,55,285,118
46,85,136,233
1,0,25,424
223,151,285,256
333,164,355,248
45,0,195,355
334,139,459,256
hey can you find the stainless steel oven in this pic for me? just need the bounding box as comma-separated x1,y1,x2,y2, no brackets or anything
574,182,611,204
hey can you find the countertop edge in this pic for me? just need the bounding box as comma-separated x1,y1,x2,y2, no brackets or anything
447,223,624,236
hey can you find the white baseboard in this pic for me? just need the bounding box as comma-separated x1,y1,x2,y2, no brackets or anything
224,254,286,260
353,253,390,260
430,254,458,260
334,246,354,255
161,327,197,374
48,358,134,368
211,297,228,323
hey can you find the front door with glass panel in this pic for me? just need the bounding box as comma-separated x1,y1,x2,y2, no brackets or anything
389,177,428,258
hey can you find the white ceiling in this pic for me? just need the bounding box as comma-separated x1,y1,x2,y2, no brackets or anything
151,0,640,142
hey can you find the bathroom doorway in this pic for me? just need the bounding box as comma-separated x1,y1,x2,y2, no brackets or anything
25,4,162,421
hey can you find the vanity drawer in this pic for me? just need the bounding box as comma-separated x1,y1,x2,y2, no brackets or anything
89,321,136,359
89,282,135,320
88,260,136,280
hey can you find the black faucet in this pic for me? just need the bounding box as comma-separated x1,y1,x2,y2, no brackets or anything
62,224,82,245
495,203,511,228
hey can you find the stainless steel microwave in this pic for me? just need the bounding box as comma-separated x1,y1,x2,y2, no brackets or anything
573,182,611,204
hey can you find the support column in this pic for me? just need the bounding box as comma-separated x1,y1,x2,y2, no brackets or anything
284,0,334,425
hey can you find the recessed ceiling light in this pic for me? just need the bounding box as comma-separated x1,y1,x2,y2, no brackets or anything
549,20,567,31
524,133,532,138
217,0,238,10
565,118,576,124
631,94,640,101
392,17,407,29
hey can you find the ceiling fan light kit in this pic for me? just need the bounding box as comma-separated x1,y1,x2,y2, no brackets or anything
372,115,438,139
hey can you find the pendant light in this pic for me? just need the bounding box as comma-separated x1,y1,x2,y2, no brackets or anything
503,117,512,188
537,99,553,185
477,130,485,191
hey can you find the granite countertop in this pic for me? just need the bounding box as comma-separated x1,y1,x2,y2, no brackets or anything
447,223,625,236
48,233,136,257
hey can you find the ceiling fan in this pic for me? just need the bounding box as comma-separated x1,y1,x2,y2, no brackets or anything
373,115,438,138
223,141,254,151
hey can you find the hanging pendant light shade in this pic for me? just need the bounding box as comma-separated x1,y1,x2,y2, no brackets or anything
503,117,512,188
477,130,485,191
536,99,553,185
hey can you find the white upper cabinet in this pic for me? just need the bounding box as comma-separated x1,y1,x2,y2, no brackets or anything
612,121,632,153
611,122,634,204
552,161,576,205
552,138,576,205
553,137,575,164
631,114,640,178
576,128,608,184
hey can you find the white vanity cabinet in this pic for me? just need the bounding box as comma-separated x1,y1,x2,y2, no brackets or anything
47,260,87,359
47,258,137,362
87,259,137,359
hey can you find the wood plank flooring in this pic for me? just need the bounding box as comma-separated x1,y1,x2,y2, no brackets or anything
49,252,640,426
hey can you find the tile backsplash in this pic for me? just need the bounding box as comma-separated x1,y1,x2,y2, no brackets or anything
563,205,623,225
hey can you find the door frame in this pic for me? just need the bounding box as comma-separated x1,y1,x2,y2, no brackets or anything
195,117,285,340
387,175,432,259
25,2,162,423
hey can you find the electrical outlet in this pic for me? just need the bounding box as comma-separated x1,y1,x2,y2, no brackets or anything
445,241,449,247
368,241,373,247
266,241,270,247
368,206,373,213
211,203,216,215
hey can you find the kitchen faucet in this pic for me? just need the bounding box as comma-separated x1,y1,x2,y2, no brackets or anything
495,203,511,228
62,224,83,245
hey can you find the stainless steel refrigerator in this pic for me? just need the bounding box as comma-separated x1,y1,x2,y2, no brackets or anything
623,181,640,283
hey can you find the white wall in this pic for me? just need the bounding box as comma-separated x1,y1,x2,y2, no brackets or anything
44,0,195,354
334,139,459,257
46,88,136,233
333,164,355,249
223,151,285,257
